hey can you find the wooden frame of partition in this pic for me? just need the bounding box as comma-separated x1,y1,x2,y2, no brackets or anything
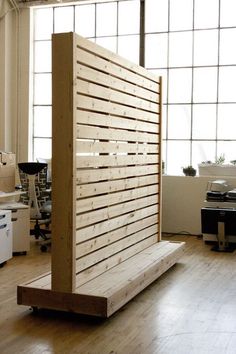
17,33,185,318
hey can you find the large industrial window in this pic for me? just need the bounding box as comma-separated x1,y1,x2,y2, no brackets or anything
145,0,236,175
33,0,140,160
33,0,236,175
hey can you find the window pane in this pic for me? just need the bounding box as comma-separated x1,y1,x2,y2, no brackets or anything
145,0,168,33
96,2,117,37
169,32,192,67
118,0,140,35
162,105,167,140
219,67,236,102
54,6,74,33
75,4,95,38
145,34,168,68
33,138,52,160
169,69,192,103
34,74,51,105
220,29,236,65
96,37,117,53
194,30,218,66
220,0,236,27
149,69,167,104
34,106,52,138
192,104,217,139
193,68,217,103
192,141,216,168
118,35,139,64
168,105,191,139
194,0,219,29
217,141,236,163
167,141,191,175
34,8,53,40
218,104,236,139
170,0,193,31
34,41,51,73
162,140,167,173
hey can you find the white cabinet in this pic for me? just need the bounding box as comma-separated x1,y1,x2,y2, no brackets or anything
0,210,12,266
0,203,30,254
11,207,30,253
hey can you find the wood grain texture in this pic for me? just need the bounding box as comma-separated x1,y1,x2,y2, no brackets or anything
5,236,236,353
76,47,159,92
77,63,159,102
76,34,160,84
50,32,162,303
76,110,159,133
51,32,76,292
17,240,185,317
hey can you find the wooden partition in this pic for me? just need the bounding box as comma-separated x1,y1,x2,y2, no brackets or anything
52,32,161,292
17,33,185,317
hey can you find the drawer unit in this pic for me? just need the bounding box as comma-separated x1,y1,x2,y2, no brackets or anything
0,210,12,266
11,207,30,253
0,203,30,254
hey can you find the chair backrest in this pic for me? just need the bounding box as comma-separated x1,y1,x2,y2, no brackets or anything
18,162,49,218
36,158,52,184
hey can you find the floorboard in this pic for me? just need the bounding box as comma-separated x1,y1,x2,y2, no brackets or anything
1,235,236,353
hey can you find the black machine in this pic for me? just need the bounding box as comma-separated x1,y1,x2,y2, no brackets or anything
201,207,236,252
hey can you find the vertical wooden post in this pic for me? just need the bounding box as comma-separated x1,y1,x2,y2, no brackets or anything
158,76,162,242
51,33,76,292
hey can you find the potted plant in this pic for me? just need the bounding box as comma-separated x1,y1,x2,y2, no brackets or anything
182,165,196,177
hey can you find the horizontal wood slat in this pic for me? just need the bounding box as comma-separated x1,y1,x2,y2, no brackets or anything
78,241,171,295
75,235,157,287
76,194,158,228
76,154,158,168
76,34,160,84
76,110,159,133
77,184,157,214
76,47,159,93
76,204,158,243
77,125,158,143
77,64,159,103
76,95,159,121
76,141,159,155
76,165,159,184
77,214,158,257
77,174,158,198
76,225,157,272
77,79,159,113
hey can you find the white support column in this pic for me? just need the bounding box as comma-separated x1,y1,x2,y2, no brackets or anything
0,0,17,152
0,2,33,163
17,7,33,162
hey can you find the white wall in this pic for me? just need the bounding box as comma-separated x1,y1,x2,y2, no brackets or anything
162,175,236,235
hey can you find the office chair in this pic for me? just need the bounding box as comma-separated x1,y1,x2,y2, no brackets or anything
18,162,52,251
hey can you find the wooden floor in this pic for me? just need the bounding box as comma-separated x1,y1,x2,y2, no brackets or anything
1,235,236,354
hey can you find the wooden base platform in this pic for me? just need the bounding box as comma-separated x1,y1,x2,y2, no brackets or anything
17,241,185,318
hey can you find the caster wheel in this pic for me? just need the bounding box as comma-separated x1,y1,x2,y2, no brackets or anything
40,245,47,252
31,306,39,314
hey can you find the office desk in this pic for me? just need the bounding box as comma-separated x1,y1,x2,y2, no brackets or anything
0,190,25,201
